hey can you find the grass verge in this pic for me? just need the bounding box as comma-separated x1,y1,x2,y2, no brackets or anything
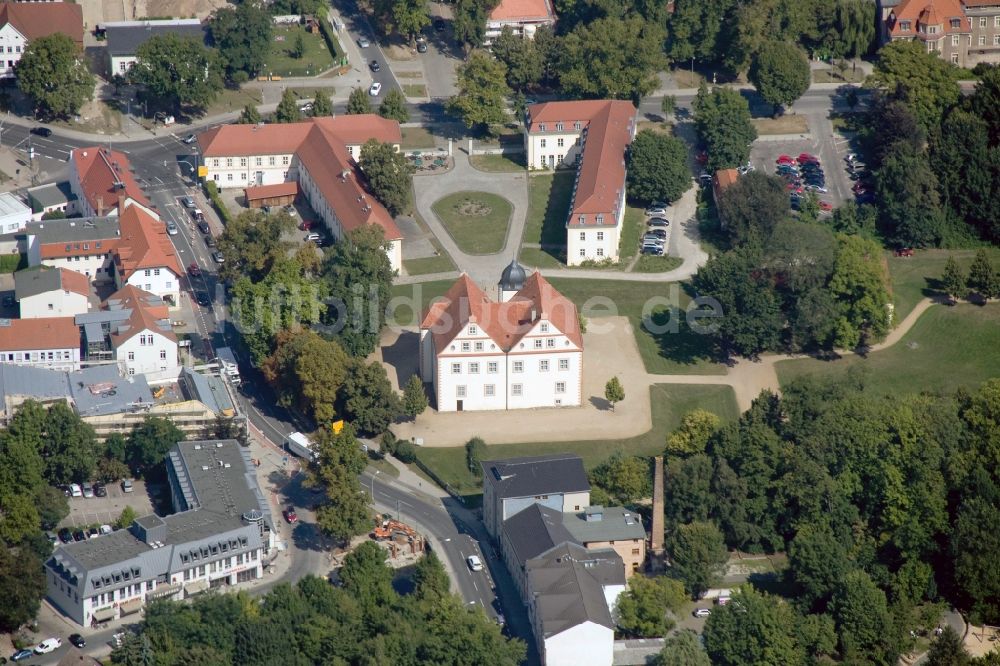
887,248,1000,320
403,84,428,97
634,255,683,273
205,87,263,117
403,254,455,276
264,25,335,77
431,191,513,255
751,115,809,135
775,304,1000,396
618,206,644,264
469,153,526,172
401,127,436,149
415,384,739,496
519,246,564,269
522,171,574,264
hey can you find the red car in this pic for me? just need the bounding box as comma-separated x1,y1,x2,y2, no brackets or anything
818,201,833,211
188,263,201,277
299,220,315,231
776,154,795,165
895,247,915,257
283,506,298,524
798,153,819,164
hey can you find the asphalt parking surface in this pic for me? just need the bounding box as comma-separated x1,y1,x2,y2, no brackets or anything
61,479,154,529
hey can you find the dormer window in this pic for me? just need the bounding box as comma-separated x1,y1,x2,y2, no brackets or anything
574,121,582,130
468,325,477,335
900,20,911,31
951,18,960,28
539,124,546,131
556,123,564,131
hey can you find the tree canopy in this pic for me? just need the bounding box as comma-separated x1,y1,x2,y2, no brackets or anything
208,1,273,80
748,41,811,113
359,139,415,216
131,34,223,114
16,34,93,119
626,130,692,205
694,85,758,172
448,51,511,133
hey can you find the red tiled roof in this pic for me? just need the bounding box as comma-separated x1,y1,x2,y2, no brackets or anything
0,3,83,46
889,0,967,37
963,0,1000,6
528,100,636,228
244,181,299,202
312,115,402,147
713,169,738,191
196,115,401,157
71,147,149,214
114,204,183,279
489,0,555,22
102,284,176,345
421,272,582,352
57,267,90,297
0,316,79,351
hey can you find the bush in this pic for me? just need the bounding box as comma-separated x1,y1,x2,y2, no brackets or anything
394,440,417,463
380,431,398,456
0,253,26,273
203,180,232,224
317,17,343,62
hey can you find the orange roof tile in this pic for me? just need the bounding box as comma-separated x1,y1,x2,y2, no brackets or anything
58,267,90,297
244,182,299,201
71,147,149,214
713,169,738,191
114,204,183,279
102,284,176,345
421,272,582,352
0,3,83,46
889,0,967,37
0,316,79,351
489,0,555,22
196,115,401,157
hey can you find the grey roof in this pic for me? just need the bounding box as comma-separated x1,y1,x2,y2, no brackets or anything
105,20,206,57
503,503,575,568
0,364,72,408
69,365,152,417
27,217,119,244
76,309,130,326
14,265,69,300
26,182,77,211
526,542,624,636
561,506,646,544
180,368,234,415
0,192,29,217
482,453,589,499
499,259,527,291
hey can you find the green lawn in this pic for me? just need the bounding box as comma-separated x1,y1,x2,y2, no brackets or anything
403,84,428,97
401,127,436,149
402,254,455,276
522,172,575,263
618,206,644,264
415,384,739,496
388,279,454,327
518,246,564,269
634,255,683,273
775,304,1000,396
887,248,1000,319
391,276,730,374
469,153,526,172
205,87,263,117
265,25,336,77
431,192,513,255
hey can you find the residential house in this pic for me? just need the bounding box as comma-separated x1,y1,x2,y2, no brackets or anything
481,452,590,539
113,203,182,305
68,147,150,218
25,181,78,220
24,216,120,281
524,101,636,265
419,263,584,413
0,192,31,233
485,0,556,44
0,316,81,370
97,284,178,376
0,2,83,78
561,505,647,576
197,116,405,271
884,0,1000,67
14,265,91,318
103,19,205,75
46,439,275,627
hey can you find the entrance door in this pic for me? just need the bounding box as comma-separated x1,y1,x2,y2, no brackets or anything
255,171,263,185
548,155,555,168
457,400,464,412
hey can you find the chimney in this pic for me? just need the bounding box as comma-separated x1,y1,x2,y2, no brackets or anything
584,506,603,522
96,196,105,217
650,456,666,567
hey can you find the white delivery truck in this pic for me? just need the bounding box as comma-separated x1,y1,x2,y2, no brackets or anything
285,431,315,462
215,347,241,386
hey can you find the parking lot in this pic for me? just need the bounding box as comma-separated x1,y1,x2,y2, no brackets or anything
750,134,855,208
60,478,155,530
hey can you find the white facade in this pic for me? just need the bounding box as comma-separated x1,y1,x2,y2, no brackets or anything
0,345,80,371
525,128,584,171
541,622,614,666
0,22,26,78
115,328,177,376
565,196,625,266
120,267,180,308
0,192,31,233
205,153,296,189
19,289,89,319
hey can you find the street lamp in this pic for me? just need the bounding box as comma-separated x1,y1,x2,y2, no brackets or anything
370,469,379,500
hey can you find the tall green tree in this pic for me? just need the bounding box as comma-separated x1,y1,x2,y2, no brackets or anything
703,587,807,666
465,436,487,475
448,51,511,133
0,547,45,632
238,103,262,124
950,494,1000,623
715,172,789,246
347,87,373,115
748,42,811,115
452,0,489,47
263,329,348,424
16,33,93,119
868,40,961,130
132,34,223,113
311,91,334,117
208,1,273,79
875,141,943,247
665,409,721,456
393,0,431,41
39,402,98,485
491,27,543,92
217,209,296,282
402,374,428,420
591,450,650,505
787,521,852,611
378,88,410,122
605,376,625,411
340,360,401,436
653,629,712,666
829,570,899,666
556,17,665,101
927,626,971,666
667,520,729,598
941,256,967,303
694,85,758,172
127,416,185,472
359,138,415,215
615,575,687,637
827,234,892,347
967,249,997,298
274,88,302,123
626,130,692,205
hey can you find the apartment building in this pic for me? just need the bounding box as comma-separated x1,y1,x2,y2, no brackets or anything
113,204,182,306
0,316,81,370
884,0,1000,67
68,147,150,218
0,2,82,78
25,216,120,281
485,0,556,44
14,265,91,318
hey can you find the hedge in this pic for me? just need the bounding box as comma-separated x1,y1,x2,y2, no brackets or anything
203,180,232,225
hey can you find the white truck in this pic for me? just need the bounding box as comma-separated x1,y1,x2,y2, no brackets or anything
215,346,241,386
285,431,315,461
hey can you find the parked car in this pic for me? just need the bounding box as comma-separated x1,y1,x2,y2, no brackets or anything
304,232,321,242
818,201,833,212
166,221,179,235
100,524,113,535
694,608,712,618
641,246,665,256
368,82,382,96
34,638,62,654
283,506,298,524
73,530,86,542
647,217,670,228
69,634,85,648
82,482,94,498
467,555,484,571
122,478,134,493
644,202,668,216
416,38,428,53
856,191,875,204
204,235,216,248
356,37,371,48
58,527,72,543
94,482,107,497
299,220,315,231
798,153,819,164
197,221,211,234
895,247,915,257
30,126,52,138
11,648,34,661
369,60,381,72
196,292,211,307
775,154,795,165
188,263,202,277
212,251,225,264
181,196,195,208
69,483,82,498
88,527,100,539
645,229,668,240
805,184,829,193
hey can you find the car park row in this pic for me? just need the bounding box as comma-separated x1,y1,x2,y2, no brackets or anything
642,202,671,256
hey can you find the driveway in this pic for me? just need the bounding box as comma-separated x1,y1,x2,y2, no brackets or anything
61,479,154,529
421,1,461,98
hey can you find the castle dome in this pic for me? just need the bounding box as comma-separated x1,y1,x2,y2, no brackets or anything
499,259,527,292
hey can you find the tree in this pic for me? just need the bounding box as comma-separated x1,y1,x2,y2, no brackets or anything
378,88,410,122
238,103,262,124
347,87,373,115
715,172,789,246
653,629,711,666
290,32,306,59
392,0,431,41
703,587,807,666
40,402,99,484
311,91,333,117
359,138,415,216
967,249,998,299
466,437,487,475
749,42,811,115
452,0,488,48
666,520,728,598
217,208,296,282
34,485,69,531
0,493,40,544
828,234,892,347
605,376,625,411
340,360,401,436
322,225,394,357
868,40,961,130
829,570,899,666
115,505,138,529
263,329,349,424
340,541,394,605
950,495,1000,623
661,95,677,120
875,141,943,247
311,424,368,479
413,551,451,602
15,34,93,119
315,463,372,545
626,130,692,205
208,1,273,79
591,450,650,505
127,417,185,472
941,256,967,303
274,88,302,123
665,409,721,456
448,51,511,133
0,547,45,632
694,86,758,172
615,575,687,637
131,34,223,113
491,27,542,92
927,626,971,666
556,17,665,101
787,521,851,611
402,375,428,420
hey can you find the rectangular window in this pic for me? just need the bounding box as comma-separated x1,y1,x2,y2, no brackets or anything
539,124,546,131
557,138,564,147
511,383,523,396
900,20,911,31
556,122,563,131
995,34,1000,45
283,156,290,165
995,16,1000,27
487,361,498,373
540,139,546,148
574,121,582,130
469,362,480,373
559,358,569,371
513,361,523,373
597,231,604,240
981,17,987,27
468,325,478,335
579,248,586,257
256,157,262,166
540,323,549,333
160,350,167,360
534,339,543,349
597,248,605,257
632,548,641,556
546,338,555,348
953,34,960,46
456,385,466,398
452,363,461,374
474,341,484,352
269,156,276,166
225,158,233,167
579,232,586,241
539,360,549,371
952,52,959,63
240,158,247,167
952,18,961,28
980,35,987,45
153,268,160,276
484,384,495,397
227,173,233,181
555,381,566,394
461,342,470,352
144,269,151,277
578,215,585,224
212,159,220,167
